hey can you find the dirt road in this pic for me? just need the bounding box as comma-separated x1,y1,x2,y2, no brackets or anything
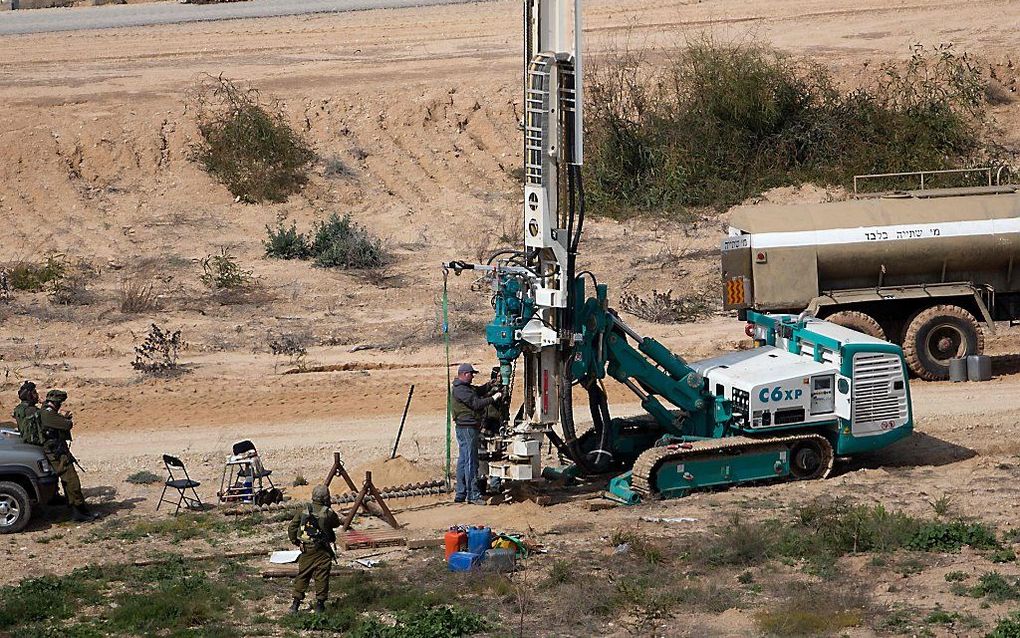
0,0,488,36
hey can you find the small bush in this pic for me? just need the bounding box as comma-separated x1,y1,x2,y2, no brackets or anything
120,276,162,313
618,288,712,323
8,256,66,292
264,213,389,271
191,75,315,203
311,213,389,269
945,570,969,582
292,473,308,487
908,520,999,552
266,330,310,370
929,493,953,516
47,272,93,306
544,560,573,586
991,548,1018,563
989,613,1020,638
125,470,161,485
131,324,185,376
200,248,254,290
965,572,1020,602
323,154,355,178
702,516,775,567
264,220,310,260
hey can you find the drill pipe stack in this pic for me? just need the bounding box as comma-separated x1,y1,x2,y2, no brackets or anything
332,479,447,503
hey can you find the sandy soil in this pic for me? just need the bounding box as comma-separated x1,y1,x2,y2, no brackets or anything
2,0,1020,635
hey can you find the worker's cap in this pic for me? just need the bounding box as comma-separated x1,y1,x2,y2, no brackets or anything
457,363,480,375
311,484,331,505
45,389,68,403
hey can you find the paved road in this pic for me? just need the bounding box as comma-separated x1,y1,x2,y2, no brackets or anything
0,0,480,36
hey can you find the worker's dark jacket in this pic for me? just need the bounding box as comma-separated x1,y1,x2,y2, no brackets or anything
452,379,494,428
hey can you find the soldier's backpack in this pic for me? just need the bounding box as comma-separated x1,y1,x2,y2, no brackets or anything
297,505,330,547
19,411,44,446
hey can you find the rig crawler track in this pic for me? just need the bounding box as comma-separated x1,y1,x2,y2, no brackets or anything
630,434,835,499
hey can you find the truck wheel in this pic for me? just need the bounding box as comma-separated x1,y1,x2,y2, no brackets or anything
902,305,984,380
825,311,886,340
0,481,32,534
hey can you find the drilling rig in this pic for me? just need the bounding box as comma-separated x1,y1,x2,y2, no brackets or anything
444,0,913,503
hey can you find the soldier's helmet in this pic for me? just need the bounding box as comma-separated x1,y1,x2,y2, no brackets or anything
17,380,37,402
311,484,331,506
45,389,68,404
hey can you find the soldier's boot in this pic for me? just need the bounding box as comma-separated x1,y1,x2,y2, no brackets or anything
288,599,302,614
313,600,326,614
70,505,99,522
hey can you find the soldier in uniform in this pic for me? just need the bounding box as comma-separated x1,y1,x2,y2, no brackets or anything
40,389,98,522
12,380,40,439
287,484,340,614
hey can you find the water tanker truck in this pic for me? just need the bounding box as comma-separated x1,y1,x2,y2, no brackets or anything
722,177,1020,380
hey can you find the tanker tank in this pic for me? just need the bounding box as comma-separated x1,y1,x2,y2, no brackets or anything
721,186,1020,380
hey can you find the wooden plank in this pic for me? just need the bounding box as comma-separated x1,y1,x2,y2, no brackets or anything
407,537,444,550
338,528,406,551
584,500,618,512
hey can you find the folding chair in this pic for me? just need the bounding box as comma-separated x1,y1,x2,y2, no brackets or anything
218,440,281,506
157,454,203,515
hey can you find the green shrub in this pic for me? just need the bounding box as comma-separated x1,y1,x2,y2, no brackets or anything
192,75,315,203
7,256,66,292
584,40,990,216
200,248,254,290
263,213,389,270
125,470,162,485
989,613,1020,638
909,521,999,552
965,572,1020,602
264,220,310,259
311,213,388,269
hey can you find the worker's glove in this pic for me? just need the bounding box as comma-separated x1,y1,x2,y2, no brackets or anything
491,392,503,402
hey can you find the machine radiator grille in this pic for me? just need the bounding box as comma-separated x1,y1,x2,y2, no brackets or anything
852,353,908,428
731,388,749,426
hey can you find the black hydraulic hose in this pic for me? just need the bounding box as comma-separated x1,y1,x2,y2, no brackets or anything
571,163,586,253
486,249,525,265
559,362,595,473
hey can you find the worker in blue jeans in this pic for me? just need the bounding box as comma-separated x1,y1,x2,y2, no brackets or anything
451,363,502,505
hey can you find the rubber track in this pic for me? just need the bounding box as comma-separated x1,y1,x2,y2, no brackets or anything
630,434,834,499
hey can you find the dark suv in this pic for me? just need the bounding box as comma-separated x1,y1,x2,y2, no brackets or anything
0,427,58,533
